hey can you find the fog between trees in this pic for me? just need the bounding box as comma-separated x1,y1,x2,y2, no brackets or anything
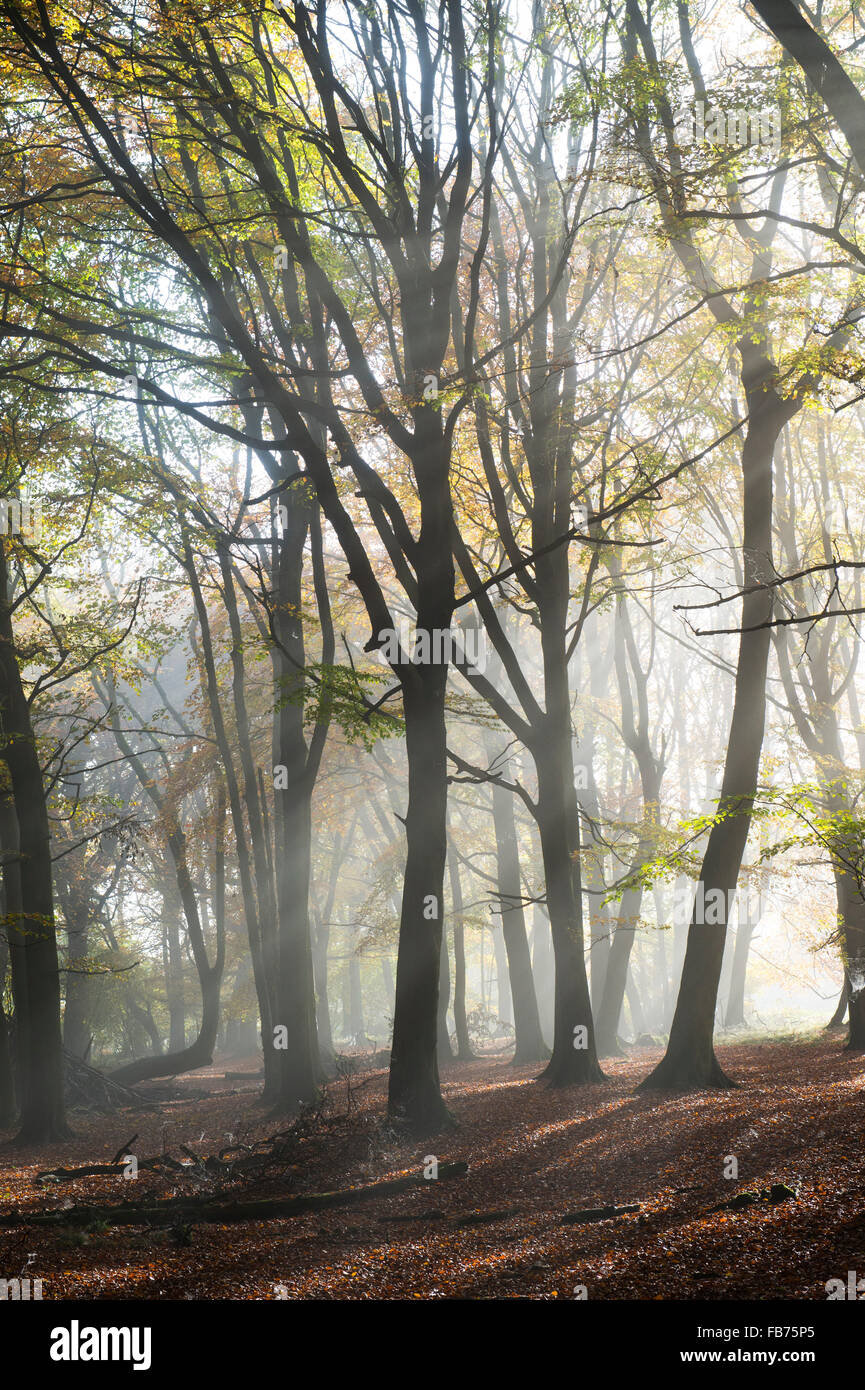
0,0,864,1148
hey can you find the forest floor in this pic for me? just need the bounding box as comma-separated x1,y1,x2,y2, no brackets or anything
1,1035,863,1300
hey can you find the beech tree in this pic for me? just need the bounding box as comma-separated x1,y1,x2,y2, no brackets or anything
0,0,525,1131
616,0,861,1088
2,0,864,1159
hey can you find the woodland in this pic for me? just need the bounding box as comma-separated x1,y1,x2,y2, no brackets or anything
0,0,865,1307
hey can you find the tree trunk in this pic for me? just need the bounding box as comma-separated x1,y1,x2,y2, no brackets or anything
161,880,186,1053
492,926,511,1028
0,783,23,1125
626,970,647,1038
775,619,865,1052
652,886,670,1031
216,542,277,1102
388,667,451,1130
531,905,555,1049
448,841,474,1061
668,873,689,1024
750,0,865,179
126,999,163,1056
528,460,604,1086
834,871,865,1049
312,907,334,1063
596,875,646,1056
717,924,736,1027
60,883,92,1061
826,974,849,1029
639,382,792,1091
0,922,15,1127
597,569,663,1056
437,918,454,1062
490,777,547,1062
267,489,321,1105
112,966,221,1086
381,953,394,1019
535,743,604,1085
110,788,226,1085
725,913,758,1029
272,771,319,1098
575,633,615,1012
348,951,364,1044
184,537,278,1098
0,543,68,1142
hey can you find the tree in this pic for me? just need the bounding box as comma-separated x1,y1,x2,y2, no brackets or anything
0,0,516,1133
619,0,856,1088
595,561,666,1056
0,531,68,1139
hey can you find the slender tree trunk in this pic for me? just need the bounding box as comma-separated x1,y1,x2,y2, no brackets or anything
220,548,280,1098
776,618,865,1050
834,873,865,1049
110,789,226,1085
312,907,334,1063
0,1006,13,1127
653,886,670,1031
437,920,454,1061
1,783,25,1123
668,873,689,1024
115,965,222,1087
348,951,364,1044
816,746,865,1049
490,777,547,1062
575,634,615,1011
0,543,68,1142
531,904,555,1049
388,667,451,1130
528,478,603,1085
535,741,604,1085
387,400,456,1131
179,532,282,1095
272,769,319,1098
381,953,394,1018
597,568,664,1056
626,970,647,1038
492,927,511,1027
596,875,646,1056
61,890,91,1061
161,880,186,1053
725,913,757,1028
448,841,474,1060
640,383,793,1091
797,715,865,1052
826,974,849,1029
270,492,321,1106
126,999,163,1056
0,922,15,1127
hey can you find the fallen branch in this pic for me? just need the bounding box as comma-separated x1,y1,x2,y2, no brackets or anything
36,1152,187,1184
36,1121,318,1188
63,1051,153,1114
111,1134,139,1165
6,1161,469,1229
560,1203,641,1225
